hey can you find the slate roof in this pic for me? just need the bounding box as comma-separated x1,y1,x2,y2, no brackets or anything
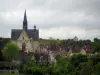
11,29,39,41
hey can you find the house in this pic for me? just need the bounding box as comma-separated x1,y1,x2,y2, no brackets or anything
67,45,92,56
73,36,78,41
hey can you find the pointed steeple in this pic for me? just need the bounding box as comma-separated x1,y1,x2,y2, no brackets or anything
23,10,28,31
23,10,27,22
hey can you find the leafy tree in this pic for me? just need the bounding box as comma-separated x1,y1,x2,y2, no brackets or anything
94,63,100,75
88,54,100,65
69,54,88,67
2,42,19,61
94,38,99,42
92,39,100,53
0,37,10,61
78,63,94,75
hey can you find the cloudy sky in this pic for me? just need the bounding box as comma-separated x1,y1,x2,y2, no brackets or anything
0,0,100,40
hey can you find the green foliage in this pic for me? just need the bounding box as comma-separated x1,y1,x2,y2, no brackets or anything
0,37,10,61
22,53,100,75
94,63,100,75
2,42,19,61
88,54,100,66
69,54,88,67
78,62,94,75
92,38,100,53
40,39,60,45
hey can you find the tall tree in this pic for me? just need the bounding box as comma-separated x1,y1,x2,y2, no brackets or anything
2,42,19,61
93,38,100,53
0,37,10,61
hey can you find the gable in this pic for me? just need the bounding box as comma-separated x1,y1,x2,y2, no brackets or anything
80,49,86,55
18,30,30,41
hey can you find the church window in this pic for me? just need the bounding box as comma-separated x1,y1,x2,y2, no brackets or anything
22,43,26,51
23,37,24,39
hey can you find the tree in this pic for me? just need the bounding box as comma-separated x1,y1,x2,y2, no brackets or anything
92,38,100,53
94,63,100,75
0,37,10,61
94,38,99,42
79,63,94,75
69,54,88,67
88,54,100,65
2,42,19,61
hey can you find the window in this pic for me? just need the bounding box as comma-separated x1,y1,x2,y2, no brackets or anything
23,37,24,40
22,43,26,51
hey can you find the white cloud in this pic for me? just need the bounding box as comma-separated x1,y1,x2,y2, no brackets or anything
40,26,86,39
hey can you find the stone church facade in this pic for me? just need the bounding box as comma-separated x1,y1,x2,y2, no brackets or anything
11,10,40,53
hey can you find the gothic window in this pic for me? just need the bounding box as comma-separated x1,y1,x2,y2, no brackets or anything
23,37,24,40
22,43,26,51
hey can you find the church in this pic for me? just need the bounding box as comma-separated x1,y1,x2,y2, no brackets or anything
11,10,40,53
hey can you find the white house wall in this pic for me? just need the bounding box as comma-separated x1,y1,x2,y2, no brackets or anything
17,30,33,52
32,41,40,52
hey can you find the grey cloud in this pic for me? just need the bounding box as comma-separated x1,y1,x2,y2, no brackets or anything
0,0,100,40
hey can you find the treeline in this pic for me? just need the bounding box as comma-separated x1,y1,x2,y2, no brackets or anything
40,38,100,53
40,38,92,46
22,54,100,75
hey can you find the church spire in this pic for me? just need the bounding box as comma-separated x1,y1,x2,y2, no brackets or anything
23,10,28,31
24,10,27,22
